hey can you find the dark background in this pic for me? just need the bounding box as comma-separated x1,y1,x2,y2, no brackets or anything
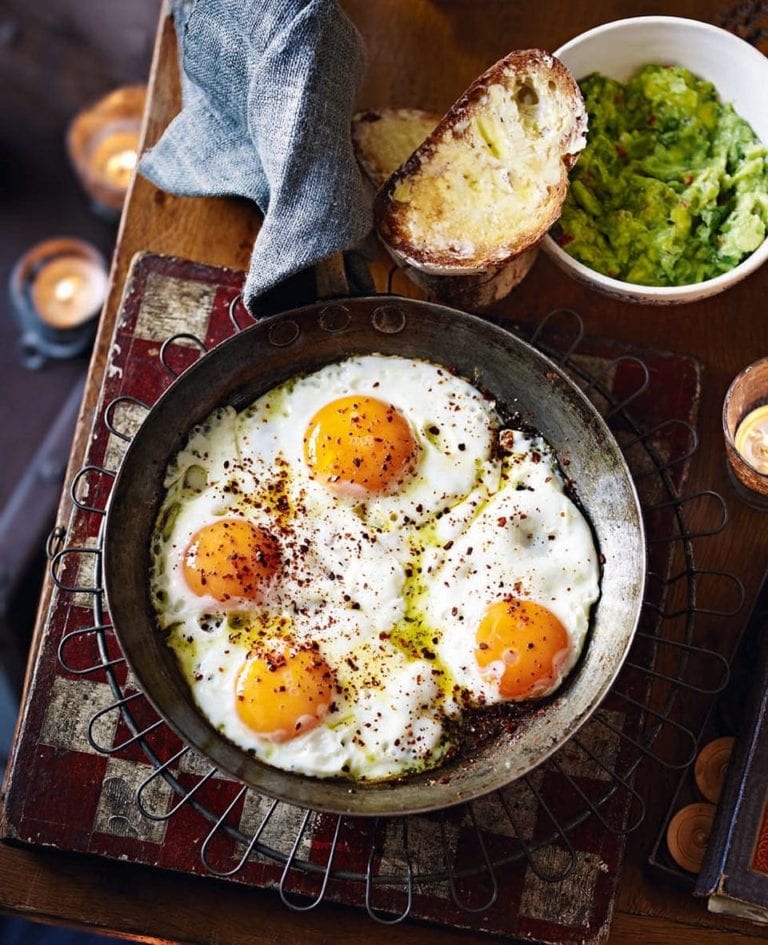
0,0,161,696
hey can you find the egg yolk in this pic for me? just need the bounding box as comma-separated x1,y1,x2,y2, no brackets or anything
183,519,281,602
475,599,571,700
235,648,336,741
303,395,418,495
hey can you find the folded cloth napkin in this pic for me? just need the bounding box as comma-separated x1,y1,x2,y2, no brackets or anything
140,0,373,311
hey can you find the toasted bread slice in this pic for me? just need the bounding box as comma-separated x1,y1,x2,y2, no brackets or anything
374,49,587,275
352,108,441,189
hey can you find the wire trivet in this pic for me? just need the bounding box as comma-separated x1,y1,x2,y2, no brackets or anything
49,305,742,924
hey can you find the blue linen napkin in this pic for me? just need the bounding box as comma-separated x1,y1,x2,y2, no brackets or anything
139,0,373,311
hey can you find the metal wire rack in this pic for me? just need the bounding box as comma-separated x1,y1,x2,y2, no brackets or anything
49,305,743,924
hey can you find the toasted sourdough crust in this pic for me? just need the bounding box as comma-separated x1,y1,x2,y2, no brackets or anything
352,108,442,189
374,49,588,274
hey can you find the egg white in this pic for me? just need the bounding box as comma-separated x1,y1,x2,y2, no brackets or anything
424,430,601,707
149,357,601,781
151,406,407,644
173,623,448,780
235,354,501,529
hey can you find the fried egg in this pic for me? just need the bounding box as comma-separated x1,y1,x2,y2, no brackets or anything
149,355,601,781
235,355,500,529
422,430,600,707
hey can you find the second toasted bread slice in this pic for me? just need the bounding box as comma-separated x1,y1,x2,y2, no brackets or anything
352,108,441,190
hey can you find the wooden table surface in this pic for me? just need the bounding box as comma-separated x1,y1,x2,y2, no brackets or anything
3,1,768,942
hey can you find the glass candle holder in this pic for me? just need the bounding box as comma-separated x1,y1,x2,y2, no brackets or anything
723,356,768,509
66,85,146,220
9,237,108,370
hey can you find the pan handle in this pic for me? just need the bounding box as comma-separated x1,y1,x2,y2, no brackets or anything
314,252,350,300
246,250,362,319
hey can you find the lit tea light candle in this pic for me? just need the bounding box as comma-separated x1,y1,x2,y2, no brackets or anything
30,255,108,330
67,85,146,219
9,238,109,369
723,357,768,509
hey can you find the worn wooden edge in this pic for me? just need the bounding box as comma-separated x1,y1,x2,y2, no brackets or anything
1,833,767,945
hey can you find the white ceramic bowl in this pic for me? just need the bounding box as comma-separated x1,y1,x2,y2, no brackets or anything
541,16,768,304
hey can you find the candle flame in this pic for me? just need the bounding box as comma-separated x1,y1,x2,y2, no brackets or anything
747,427,768,466
53,276,81,303
735,406,768,475
104,148,138,187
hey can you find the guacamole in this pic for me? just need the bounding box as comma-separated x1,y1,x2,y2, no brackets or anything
554,65,768,286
